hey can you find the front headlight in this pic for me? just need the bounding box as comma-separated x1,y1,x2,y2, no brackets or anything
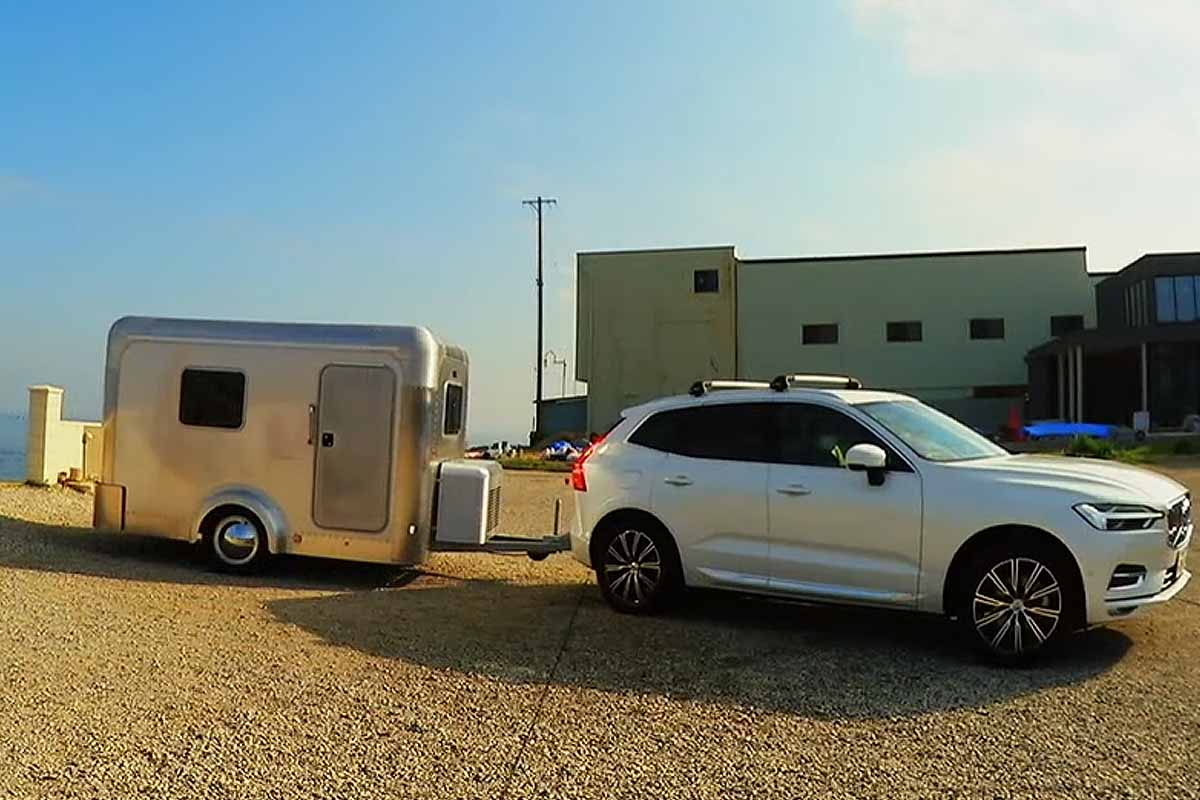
1074,503,1164,531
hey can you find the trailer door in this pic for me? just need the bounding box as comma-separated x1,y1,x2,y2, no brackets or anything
313,364,396,531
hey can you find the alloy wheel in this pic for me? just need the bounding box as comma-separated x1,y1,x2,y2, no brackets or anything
973,557,1062,655
604,529,662,607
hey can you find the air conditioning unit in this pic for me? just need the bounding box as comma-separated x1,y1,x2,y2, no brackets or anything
435,460,503,545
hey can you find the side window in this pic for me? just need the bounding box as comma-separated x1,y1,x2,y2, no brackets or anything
443,383,464,435
628,410,680,452
629,404,773,462
179,369,245,429
776,404,903,470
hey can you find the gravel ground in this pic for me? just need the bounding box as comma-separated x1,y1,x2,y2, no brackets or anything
0,470,1198,799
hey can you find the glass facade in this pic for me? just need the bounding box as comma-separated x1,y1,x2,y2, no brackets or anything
1154,275,1200,323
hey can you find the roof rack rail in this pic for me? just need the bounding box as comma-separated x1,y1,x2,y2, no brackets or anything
688,379,771,396
769,373,863,391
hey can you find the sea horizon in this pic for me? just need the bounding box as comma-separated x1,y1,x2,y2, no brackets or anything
0,413,26,481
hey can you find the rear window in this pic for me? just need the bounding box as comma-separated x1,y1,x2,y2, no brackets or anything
629,403,773,462
443,383,464,435
179,369,245,429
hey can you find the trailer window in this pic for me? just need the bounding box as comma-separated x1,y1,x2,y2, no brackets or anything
179,369,245,429
443,383,464,435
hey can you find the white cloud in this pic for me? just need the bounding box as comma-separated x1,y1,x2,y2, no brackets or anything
850,0,1200,272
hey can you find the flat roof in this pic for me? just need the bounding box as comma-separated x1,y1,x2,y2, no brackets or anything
740,245,1086,266
577,244,735,257
1028,321,1200,358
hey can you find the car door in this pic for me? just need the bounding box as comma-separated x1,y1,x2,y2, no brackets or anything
638,402,773,591
766,402,923,607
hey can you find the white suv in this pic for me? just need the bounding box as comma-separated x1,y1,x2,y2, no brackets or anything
568,375,1193,662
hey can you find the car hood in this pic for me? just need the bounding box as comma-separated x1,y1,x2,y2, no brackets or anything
944,454,1186,506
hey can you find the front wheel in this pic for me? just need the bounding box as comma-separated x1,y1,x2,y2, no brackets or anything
593,520,680,614
956,539,1079,664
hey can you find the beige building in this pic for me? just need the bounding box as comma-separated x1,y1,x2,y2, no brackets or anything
576,245,1094,432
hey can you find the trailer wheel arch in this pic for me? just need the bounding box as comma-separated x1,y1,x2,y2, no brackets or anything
192,488,291,555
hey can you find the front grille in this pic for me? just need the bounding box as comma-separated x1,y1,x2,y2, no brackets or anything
1167,495,1191,549
486,485,502,532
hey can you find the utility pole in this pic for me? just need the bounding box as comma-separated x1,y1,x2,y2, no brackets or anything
522,195,556,439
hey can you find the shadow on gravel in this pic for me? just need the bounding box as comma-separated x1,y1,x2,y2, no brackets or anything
0,513,405,591
268,576,1132,720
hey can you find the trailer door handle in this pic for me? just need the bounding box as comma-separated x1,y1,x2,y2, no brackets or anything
307,404,317,445
664,475,693,487
321,432,335,448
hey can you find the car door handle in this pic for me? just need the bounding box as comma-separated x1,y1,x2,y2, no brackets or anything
776,484,812,496
664,475,693,487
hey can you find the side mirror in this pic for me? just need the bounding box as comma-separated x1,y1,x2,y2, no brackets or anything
846,443,887,486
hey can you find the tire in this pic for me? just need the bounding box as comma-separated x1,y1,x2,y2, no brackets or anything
592,517,681,614
955,535,1080,665
204,507,271,574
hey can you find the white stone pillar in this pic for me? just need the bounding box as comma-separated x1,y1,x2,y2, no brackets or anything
1076,346,1085,424
1057,352,1065,420
1066,349,1076,423
26,385,64,485
1141,342,1149,413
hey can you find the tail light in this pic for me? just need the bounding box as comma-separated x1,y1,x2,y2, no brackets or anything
571,437,603,492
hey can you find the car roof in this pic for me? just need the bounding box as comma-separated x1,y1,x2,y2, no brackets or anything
620,388,915,419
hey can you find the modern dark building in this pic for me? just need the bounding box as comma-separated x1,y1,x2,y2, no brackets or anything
1027,253,1200,429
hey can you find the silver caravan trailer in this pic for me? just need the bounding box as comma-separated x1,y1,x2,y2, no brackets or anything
93,316,565,571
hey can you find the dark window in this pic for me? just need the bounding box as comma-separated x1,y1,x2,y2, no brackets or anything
693,269,719,293
886,321,922,342
802,323,839,345
179,369,245,429
629,403,772,462
1050,315,1084,336
969,318,1005,340
775,404,905,470
443,383,464,435
1156,277,1176,322
973,385,1027,399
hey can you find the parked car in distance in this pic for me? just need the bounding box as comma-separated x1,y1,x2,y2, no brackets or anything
568,374,1193,663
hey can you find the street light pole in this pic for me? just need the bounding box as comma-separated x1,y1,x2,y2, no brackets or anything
544,350,568,398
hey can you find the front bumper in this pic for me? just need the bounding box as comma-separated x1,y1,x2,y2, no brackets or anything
1083,525,1192,623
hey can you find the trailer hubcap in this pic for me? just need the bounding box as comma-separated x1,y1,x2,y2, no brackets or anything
604,529,662,606
215,516,259,565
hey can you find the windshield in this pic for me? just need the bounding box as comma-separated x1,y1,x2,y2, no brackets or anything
857,400,1008,462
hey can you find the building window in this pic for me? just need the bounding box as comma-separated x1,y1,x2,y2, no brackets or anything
802,323,839,345
693,269,719,293
1175,275,1197,322
969,318,1005,340
1050,315,1084,337
443,383,464,435
1156,277,1176,322
179,369,245,429
886,321,922,342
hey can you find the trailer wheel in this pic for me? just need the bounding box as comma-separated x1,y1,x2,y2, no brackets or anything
203,507,270,573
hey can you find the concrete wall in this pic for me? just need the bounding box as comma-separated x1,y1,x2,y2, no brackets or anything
25,385,103,484
736,248,1094,427
576,246,737,431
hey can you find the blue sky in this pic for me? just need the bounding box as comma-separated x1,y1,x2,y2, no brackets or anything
3,1,1198,441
